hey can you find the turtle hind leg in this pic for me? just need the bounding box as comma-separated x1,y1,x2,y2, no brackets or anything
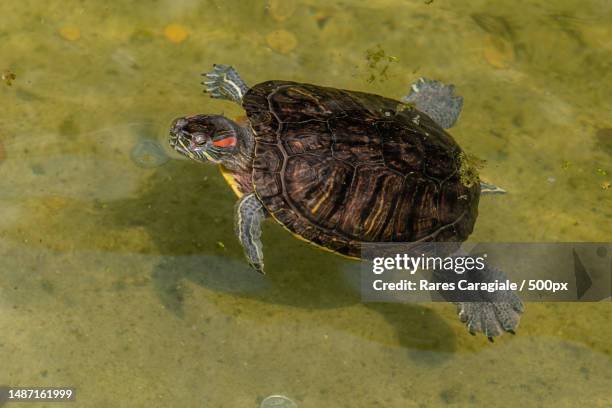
432,253,524,339
480,180,507,195
202,64,249,104
234,193,266,274
402,78,463,129
456,299,523,341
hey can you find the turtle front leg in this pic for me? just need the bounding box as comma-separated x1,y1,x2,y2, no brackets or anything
432,254,524,341
202,64,249,104
234,193,266,274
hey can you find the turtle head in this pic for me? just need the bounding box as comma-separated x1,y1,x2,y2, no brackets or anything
169,114,240,164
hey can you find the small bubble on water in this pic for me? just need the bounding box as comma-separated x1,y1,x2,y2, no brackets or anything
260,395,298,408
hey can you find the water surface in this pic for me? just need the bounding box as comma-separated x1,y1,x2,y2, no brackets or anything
1,0,611,406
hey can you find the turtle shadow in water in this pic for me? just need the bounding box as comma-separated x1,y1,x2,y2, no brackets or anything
108,159,458,355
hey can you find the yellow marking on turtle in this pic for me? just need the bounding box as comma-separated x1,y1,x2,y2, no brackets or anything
263,203,360,260
285,87,334,113
364,195,386,236
222,73,244,99
219,165,244,198
288,87,319,101
202,150,218,162
310,182,334,214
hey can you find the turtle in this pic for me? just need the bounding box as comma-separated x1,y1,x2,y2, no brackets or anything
168,64,523,339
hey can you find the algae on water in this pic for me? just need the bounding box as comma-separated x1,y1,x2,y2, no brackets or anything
365,44,398,83
2,70,16,86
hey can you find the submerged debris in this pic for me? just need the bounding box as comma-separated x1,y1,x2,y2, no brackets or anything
471,14,516,68
483,35,515,69
313,9,332,29
266,30,298,54
164,24,188,44
458,152,486,188
365,44,398,83
266,0,297,22
130,139,169,168
58,26,81,41
2,70,16,86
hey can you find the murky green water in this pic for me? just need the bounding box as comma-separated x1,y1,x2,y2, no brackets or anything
1,0,611,407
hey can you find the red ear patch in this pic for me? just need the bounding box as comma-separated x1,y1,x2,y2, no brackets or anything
212,136,237,148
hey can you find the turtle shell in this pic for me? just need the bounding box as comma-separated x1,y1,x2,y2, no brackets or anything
242,81,480,258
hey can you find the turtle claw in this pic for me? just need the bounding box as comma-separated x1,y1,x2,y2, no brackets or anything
200,64,249,104
202,80,224,99
250,262,265,275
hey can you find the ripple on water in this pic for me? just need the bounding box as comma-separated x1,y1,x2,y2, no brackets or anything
130,138,169,168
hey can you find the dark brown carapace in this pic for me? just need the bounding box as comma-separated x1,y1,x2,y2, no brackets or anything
241,81,480,257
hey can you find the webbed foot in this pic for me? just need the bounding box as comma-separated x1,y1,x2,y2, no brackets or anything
456,298,523,341
202,64,249,104
402,77,463,129
433,255,524,340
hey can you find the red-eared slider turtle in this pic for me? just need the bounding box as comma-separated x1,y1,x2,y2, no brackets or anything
169,64,522,339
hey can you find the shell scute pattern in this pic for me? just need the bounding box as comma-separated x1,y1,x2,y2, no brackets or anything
281,121,332,155
285,154,353,230
252,146,283,172
243,81,479,257
328,116,385,165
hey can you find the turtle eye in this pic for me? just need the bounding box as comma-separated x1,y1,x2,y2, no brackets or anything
189,135,210,152
192,134,208,146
